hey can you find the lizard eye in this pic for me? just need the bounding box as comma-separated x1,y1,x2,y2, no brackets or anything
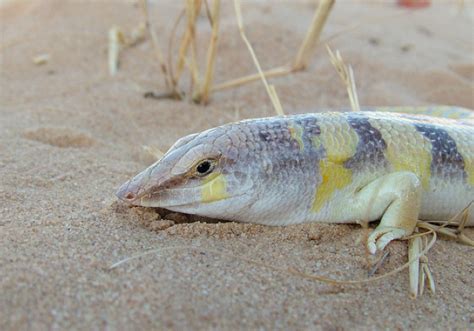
195,159,214,176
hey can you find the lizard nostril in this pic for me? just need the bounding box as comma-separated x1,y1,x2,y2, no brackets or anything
125,192,136,200
116,179,142,202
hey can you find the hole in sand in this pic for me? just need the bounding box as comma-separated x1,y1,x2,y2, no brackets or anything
450,63,474,82
23,127,96,148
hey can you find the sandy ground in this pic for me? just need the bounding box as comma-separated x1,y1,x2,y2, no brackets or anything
1,0,473,330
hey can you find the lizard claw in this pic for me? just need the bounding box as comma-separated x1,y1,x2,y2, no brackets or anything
368,226,408,254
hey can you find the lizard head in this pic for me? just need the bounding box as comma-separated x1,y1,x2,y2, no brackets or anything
115,125,256,219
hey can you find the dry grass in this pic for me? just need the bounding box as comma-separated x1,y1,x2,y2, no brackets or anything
407,202,473,298
109,1,335,104
107,21,146,77
212,0,335,94
108,228,438,288
140,0,171,90
326,45,360,112
32,53,50,65
232,0,284,116
193,0,220,104
293,0,335,70
107,26,124,76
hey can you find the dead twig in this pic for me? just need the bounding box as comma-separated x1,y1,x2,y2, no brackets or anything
211,0,334,94
415,201,473,246
171,1,202,96
293,0,335,70
167,8,186,96
140,0,173,91
408,225,437,298
407,202,473,298
408,233,422,298
109,228,436,288
33,53,50,65
211,65,293,92
233,0,285,116
326,45,360,112
142,145,165,161
126,22,146,47
143,91,183,100
108,26,125,76
186,0,201,92
194,0,221,104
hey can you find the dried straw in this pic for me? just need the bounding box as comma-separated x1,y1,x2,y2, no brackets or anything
326,45,360,112
140,0,172,90
108,26,124,76
194,0,221,104
233,0,285,116
293,0,335,70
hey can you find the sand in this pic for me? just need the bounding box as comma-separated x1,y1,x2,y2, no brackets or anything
1,0,473,329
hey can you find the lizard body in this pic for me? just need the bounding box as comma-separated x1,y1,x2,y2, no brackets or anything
116,107,474,253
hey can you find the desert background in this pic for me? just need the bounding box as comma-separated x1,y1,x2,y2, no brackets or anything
1,0,473,329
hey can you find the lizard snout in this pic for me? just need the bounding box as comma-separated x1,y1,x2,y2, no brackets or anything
116,179,141,203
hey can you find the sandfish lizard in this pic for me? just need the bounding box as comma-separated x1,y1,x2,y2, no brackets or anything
116,106,474,254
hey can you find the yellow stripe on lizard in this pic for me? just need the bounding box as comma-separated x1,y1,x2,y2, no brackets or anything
311,117,359,211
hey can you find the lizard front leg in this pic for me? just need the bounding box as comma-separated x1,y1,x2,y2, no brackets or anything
349,171,422,254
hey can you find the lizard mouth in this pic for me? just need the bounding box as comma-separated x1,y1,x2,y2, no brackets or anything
117,178,249,210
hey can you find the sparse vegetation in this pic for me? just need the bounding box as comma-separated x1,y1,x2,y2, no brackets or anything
109,0,335,107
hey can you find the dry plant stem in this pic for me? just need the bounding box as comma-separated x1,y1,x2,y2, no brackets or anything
233,0,285,116
326,45,360,112
140,0,172,90
415,201,474,246
423,264,435,293
348,66,360,110
142,145,164,160
416,222,458,239
167,8,186,90
107,26,120,76
187,0,201,89
173,0,202,94
416,236,435,297
422,235,435,294
407,203,473,297
108,26,123,76
320,11,410,48
211,65,293,92
194,0,220,104
408,235,422,298
268,85,285,116
173,21,191,88
293,0,335,71
210,6,406,94
203,0,213,24
126,22,146,47
109,229,437,288
33,53,50,65
418,222,474,246
211,0,334,93
455,205,473,245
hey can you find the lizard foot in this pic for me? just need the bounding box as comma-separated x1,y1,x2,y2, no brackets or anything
368,226,408,254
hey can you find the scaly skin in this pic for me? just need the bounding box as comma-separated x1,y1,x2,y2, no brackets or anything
116,106,474,254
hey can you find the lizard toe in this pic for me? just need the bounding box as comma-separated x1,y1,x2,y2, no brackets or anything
368,227,408,254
